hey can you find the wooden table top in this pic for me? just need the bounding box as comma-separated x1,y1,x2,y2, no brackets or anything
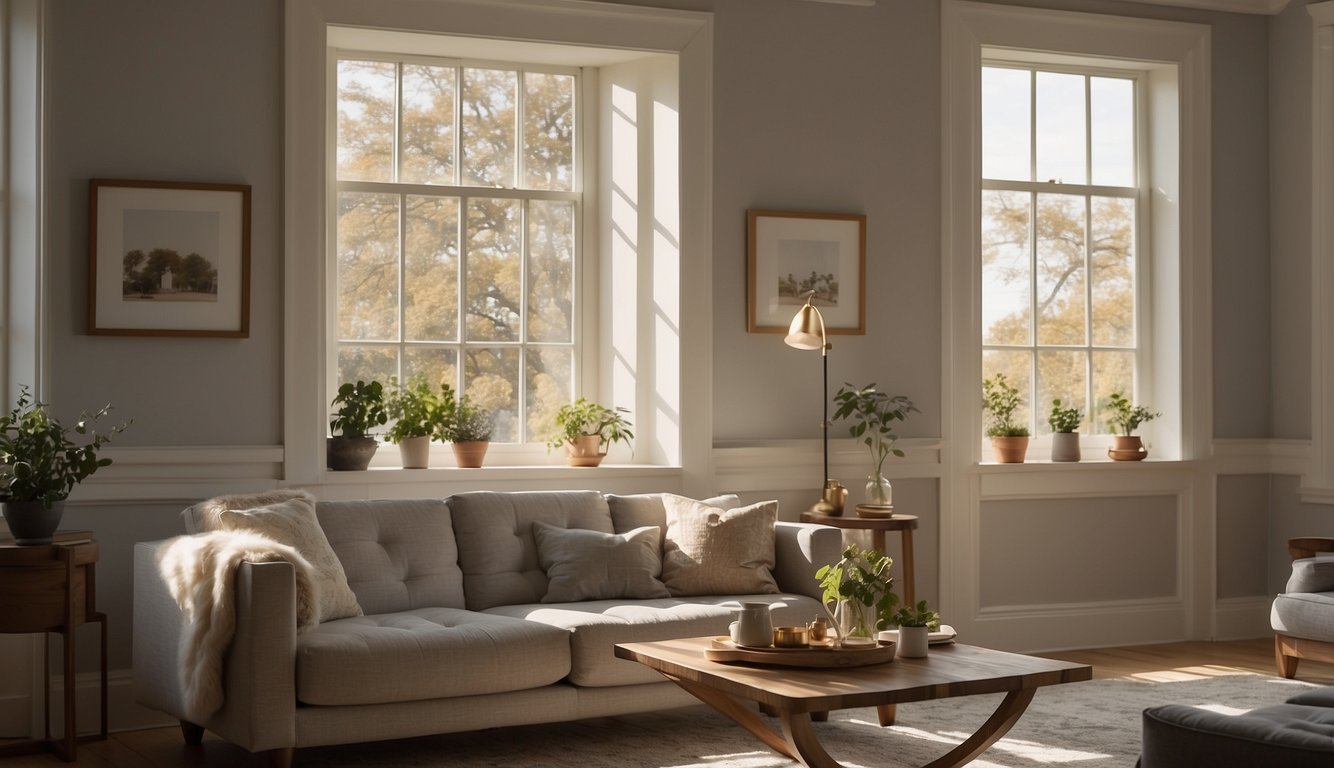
615,636,1092,714
800,512,918,530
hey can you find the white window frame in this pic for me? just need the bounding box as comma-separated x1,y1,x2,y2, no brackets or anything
331,51,586,448
979,59,1152,443
284,0,714,488
943,0,1212,467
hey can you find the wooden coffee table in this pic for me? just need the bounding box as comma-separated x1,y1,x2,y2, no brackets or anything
615,637,1092,768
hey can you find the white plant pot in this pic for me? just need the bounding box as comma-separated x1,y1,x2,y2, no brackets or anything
398,435,431,469
897,625,930,658
1051,432,1081,462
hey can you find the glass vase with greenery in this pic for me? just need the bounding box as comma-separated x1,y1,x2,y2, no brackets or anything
832,383,918,507
815,545,899,646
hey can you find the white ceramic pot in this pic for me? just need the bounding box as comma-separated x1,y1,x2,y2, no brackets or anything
398,435,431,469
729,602,773,647
898,625,930,658
1051,432,1081,462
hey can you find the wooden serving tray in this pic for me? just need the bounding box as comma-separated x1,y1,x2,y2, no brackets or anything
705,637,896,668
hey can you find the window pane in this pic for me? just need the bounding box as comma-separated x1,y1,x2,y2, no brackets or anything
464,347,519,442
1035,193,1087,346
403,347,458,392
401,64,456,185
461,68,516,187
1037,350,1088,435
983,349,1033,435
1091,196,1136,347
526,347,573,443
1092,350,1134,434
405,196,460,341
338,345,397,391
465,198,522,342
982,190,1032,345
1036,72,1086,185
982,67,1031,181
337,60,395,182
1091,77,1134,188
524,72,574,191
337,192,399,341
527,200,574,343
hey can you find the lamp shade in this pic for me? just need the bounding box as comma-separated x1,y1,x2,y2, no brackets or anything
784,300,826,351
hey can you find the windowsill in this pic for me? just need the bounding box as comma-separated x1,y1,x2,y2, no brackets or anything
319,463,682,485
975,457,1193,471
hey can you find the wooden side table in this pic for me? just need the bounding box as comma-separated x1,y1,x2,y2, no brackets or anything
0,535,108,762
800,511,918,606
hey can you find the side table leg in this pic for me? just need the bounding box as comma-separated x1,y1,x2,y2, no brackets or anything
901,528,915,606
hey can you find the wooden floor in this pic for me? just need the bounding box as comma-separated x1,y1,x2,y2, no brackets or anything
1,638,1331,767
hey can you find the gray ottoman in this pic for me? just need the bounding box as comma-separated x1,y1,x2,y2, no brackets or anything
1138,686,1334,767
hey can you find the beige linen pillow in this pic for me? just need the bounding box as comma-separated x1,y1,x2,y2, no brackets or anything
193,490,363,621
660,494,780,596
533,521,670,602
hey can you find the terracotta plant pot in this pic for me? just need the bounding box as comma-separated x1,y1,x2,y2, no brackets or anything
990,435,1029,463
452,441,489,469
1109,435,1148,461
565,435,606,467
398,435,431,469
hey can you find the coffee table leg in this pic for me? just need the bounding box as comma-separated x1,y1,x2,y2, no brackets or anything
917,688,1036,768
666,676,798,761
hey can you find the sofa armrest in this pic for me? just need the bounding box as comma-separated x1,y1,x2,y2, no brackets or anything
773,522,844,600
1140,703,1334,768
133,539,298,752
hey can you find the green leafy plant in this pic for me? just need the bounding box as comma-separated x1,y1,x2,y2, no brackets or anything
1048,399,1083,434
546,397,633,451
329,380,388,438
0,386,130,507
385,377,452,444
832,383,918,478
815,545,900,639
982,373,1030,437
441,387,493,443
891,599,941,630
1104,392,1159,436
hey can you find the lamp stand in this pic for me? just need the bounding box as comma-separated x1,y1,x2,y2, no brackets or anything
811,345,847,516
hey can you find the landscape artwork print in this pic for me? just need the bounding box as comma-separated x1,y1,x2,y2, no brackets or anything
747,209,865,334
89,179,251,338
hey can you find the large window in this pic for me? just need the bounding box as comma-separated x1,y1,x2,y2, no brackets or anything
334,57,580,443
980,65,1142,436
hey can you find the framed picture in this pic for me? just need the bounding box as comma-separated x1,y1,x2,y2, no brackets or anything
747,209,866,334
88,179,251,338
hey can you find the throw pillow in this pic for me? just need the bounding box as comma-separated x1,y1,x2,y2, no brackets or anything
660,494,780,596
194,490,363,622
533,521,671,603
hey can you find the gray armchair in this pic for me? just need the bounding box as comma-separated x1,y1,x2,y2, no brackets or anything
1272,537,1334,679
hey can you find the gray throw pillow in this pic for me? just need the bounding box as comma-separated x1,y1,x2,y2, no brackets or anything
533,521,671,603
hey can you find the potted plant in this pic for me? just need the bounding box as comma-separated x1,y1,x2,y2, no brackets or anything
1105,392,1159,461
547,397,633,467
815,545,899,647
891,599,941,658
832,383,918,509
442,387,493,469
328,379,387,471
1048,398,1083,463
0,386,128,544
385,377,447,469
982,373,1030,463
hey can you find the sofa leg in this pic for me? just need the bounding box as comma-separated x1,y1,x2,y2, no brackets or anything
1275,635,1299,679
268,747,294,768
179,720,204,745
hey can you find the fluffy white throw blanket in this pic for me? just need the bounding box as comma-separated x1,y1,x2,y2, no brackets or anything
157,531,320,721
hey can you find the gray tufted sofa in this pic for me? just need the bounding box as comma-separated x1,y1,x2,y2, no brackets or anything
1138,685,1334,767
1273,537,1334,679
132,490,841,767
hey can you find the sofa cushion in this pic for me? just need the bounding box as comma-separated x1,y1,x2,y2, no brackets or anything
295,607,572,706
449,490,614,610
1271,591,1334,640
533,521,670,602
316,498,465,614
190,490,363,622
487,593,824,687
660,494,780,596
1285,557,1334,595
1141,701,1334,767
606,493,741,538
1287,686,1334,707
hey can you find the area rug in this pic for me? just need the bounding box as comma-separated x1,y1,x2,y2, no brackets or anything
296,672,1321,767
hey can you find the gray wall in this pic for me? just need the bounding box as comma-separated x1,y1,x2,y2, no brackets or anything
31,0,1331,687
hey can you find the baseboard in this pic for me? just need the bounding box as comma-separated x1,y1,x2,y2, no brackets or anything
1215,596,1274,642
40,669,174,735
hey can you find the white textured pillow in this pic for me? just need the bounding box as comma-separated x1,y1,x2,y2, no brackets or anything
195,490,363,622
533,521,670,603
660,494,780,596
